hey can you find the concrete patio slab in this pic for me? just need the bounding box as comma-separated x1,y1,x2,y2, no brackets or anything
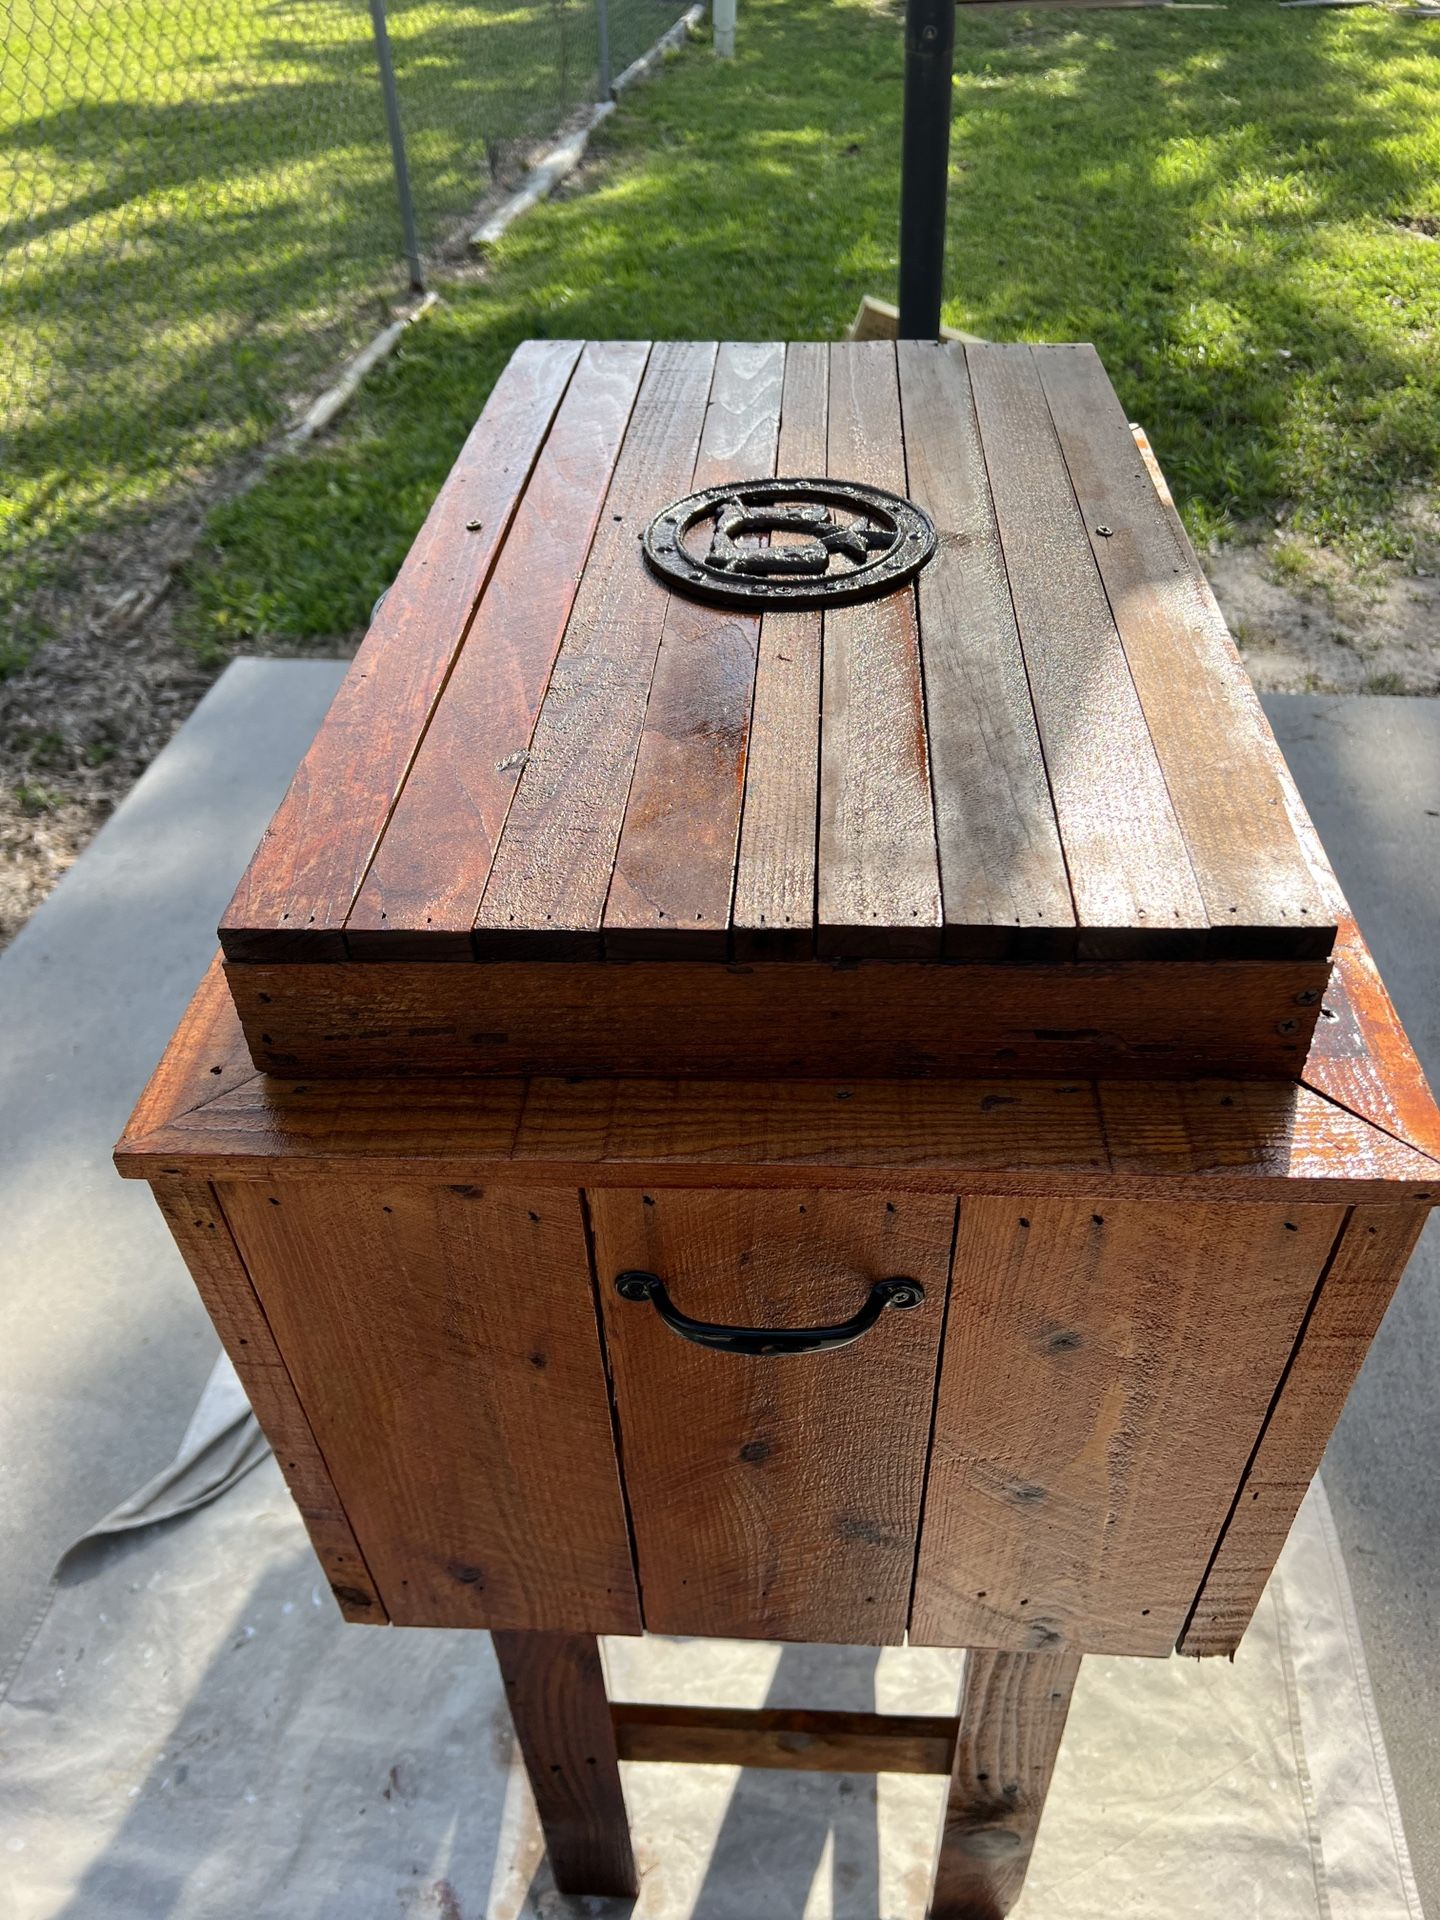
0,657,347,1679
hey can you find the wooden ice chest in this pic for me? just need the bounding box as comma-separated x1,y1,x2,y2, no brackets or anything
120,339,1440,1916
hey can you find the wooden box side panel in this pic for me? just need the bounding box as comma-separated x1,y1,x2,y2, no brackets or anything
151,1179,385,1622
224,955,1327,1083
1180,1203,1428,1656
911,1196,1346,1656
591,1187,958,1645
216,1178,641,1635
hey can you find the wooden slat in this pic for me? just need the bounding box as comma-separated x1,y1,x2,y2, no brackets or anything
345,342,649,958
591,1187,957,1642
491,1632,637,1899
1180,1204,1428,1655
220,339,584,962
610,1703,956,1774
121,953,261,1135
930,1649,1080,1920
222,952,1328,1082
1129,422,1350,930
1303,916,1440,1165
967,343,1207,959
473,342,718,956
897,343,1074,961
116,970,1440,1201
218,1179,641,1634
1036,345,1331,960
151,1179,384,1621
818,341,943,958
910,1197,1344,1654
732,342,828,958
603,342,784,957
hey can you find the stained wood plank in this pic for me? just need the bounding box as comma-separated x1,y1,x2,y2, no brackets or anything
1129,422,1350,931
117,970,1440,1201
591,1187,957,1642
967,343,1207,958
218,1179,641,1633
222,952,1328,1082
611,1703,956,1774
818,341,943,958
897,343,1074,961
1303,916,1440,1165
930,1649,1080,1920
491,1632,637,1898
910,1197,1344,1654
1180,1203,1428,1655
151,1179,384,1621
345,342,649,958
732,342,829,958
473,342,718,956
220,339,584,962
604,342,784,957
1036,345,1331,960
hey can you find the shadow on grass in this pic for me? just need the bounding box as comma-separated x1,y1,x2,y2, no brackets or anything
187,0,1439,646
3,0,688,595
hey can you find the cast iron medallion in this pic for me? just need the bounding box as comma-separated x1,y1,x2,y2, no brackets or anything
642,477,937,610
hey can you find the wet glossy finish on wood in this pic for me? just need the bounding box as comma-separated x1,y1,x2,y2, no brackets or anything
219,340,1339,1083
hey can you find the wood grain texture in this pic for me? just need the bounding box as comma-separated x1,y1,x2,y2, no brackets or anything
473,341,718,955
151,1179,385,1621
217,1179,640,1633
732,342,828,958
116,970,1440,1201
1037,345,1331,960
897,343,1074,961
910,1197,1344,1654
1303,915,1440,1166
221,952,1328,1083
818,341,943,958
220,339,584,962
1180,1203,1428,1656
345,341,649,957
611,1703,956,1774
1128,420,1349,935
604,342,784,956
491,1632,637,1898
967,343,1206,958
930,1649,1080,1920
591,1187,957,1642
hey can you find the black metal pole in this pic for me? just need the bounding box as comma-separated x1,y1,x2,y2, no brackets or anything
897,0,955,339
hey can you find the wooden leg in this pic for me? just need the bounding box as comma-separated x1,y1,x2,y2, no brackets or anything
491,1630,638,1898
929,1647,1081,1920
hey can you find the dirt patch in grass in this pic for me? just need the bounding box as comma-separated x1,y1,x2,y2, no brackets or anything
1209,510,1440,695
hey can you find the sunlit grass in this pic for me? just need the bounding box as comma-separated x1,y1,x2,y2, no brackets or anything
165,0,1440,643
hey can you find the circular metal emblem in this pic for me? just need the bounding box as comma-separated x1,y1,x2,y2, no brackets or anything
642,476,937,611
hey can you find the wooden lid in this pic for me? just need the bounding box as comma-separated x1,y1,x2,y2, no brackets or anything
220,338,1335,968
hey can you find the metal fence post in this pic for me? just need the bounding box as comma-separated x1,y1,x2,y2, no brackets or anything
596,0,613,97
367,0,426,292
713,0,736,57
897,0,955,338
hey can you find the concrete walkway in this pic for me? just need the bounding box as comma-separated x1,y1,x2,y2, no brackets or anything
0,665,1435,1903
0,658,348,1679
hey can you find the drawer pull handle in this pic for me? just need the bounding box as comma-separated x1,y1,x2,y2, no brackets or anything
613,1271,924,1356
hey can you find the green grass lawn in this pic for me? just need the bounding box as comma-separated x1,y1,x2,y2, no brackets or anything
183,0,1440,656
1,0,681,661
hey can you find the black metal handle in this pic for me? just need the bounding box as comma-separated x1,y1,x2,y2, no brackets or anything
613,1271,924,1357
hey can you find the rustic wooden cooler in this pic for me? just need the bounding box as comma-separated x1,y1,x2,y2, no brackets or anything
117,339,1440,1917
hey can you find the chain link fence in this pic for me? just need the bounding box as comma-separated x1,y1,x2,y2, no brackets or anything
1,0,695,624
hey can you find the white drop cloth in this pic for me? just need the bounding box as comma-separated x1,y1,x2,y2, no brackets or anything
0,1358,1420,1919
